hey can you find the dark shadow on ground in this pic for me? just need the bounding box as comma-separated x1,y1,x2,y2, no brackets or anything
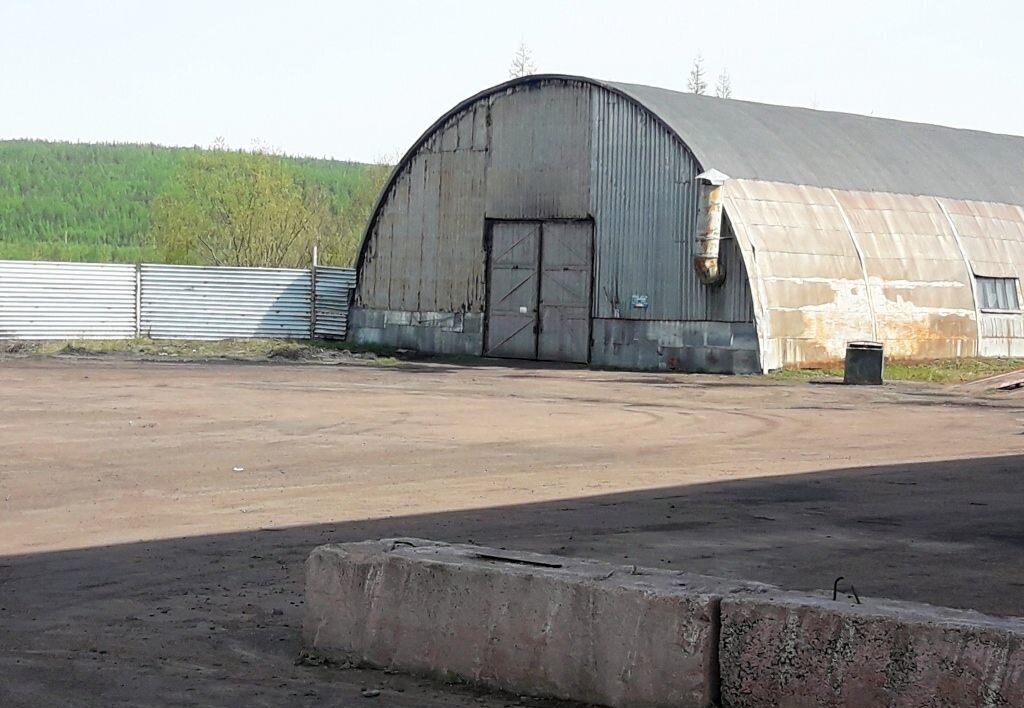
3,453,1024,706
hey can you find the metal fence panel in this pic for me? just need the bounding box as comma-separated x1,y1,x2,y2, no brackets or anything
313,266,356,339
140,264,311,340
0,260,137,339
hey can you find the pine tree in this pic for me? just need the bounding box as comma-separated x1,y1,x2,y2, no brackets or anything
687,55,707,95
715,71,732,99
509,41,537,79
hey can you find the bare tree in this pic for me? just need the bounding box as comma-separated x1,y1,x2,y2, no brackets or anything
509,41,537,78
715,70,732,99
687,55,707,95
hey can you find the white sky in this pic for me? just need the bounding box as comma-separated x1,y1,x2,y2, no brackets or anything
1,0,1021,163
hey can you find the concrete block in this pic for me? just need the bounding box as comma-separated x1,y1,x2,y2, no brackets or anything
305,539,770,708
720,592,1024,708
384,310,414,326
684,346,709,373
659,345,695,372
705,324,734,349
462,312,484,334
703,348,734,374
731,348,762,374
730,323,759,350
348,324,384,346
680,324,708,348
349,307,385,329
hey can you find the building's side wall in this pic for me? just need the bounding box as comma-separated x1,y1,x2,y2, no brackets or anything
353,80,594,355
726,179,1024,369
938,198,1024,357
353,81,758,372
587,91,756,373
836,191,976,360
724,180,875,369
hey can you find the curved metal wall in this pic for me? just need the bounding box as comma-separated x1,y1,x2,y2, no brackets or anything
590,90,752,323
353,80,757,370
725,179,1024,368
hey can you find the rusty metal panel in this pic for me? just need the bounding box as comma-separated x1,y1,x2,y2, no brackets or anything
939,198,1024,356
538,221,593,363
486,81,591,220
939,198,1024,279
725,179,1003,367
356,160,406,311
979,314,1024,357
437,150,487,313
833,191,976,360
312,267,356,340
724,180,874,367
416,153,442,312
589,88,752,323
484,222,540,359
357,123,488,315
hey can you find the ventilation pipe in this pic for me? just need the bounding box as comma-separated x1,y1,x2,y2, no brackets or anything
694,169,729,285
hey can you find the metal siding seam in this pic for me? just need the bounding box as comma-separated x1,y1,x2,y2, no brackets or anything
309,254,317,338
827,189,878,341
935,197,983,353
134,263,142,338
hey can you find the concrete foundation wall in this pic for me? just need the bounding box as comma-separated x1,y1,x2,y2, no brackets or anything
351,309,763,374
348,308,484,356
720,593,1024,708
591,319,761,373
304,539,770,708
305,540,1024,708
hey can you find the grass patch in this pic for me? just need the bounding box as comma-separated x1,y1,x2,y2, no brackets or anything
767,358,1024,384
0,338,400,365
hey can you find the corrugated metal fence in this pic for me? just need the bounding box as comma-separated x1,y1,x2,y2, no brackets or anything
312,267,356,339
0,261,138,339
140,265,312,340
0,260,356,341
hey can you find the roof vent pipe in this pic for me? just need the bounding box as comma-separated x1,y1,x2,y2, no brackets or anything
694,169,729,286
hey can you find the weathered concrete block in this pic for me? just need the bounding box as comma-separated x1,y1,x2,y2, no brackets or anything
731,348,762,375
705,324,734,349
305,539,769,708
730,323,759,351
703,347,734,374
349,307,385,329
720,593,1024,708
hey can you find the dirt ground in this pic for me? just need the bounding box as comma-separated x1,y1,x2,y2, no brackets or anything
2,357,1023,707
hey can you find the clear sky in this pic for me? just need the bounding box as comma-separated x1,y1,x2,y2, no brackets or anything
1,0,1021,163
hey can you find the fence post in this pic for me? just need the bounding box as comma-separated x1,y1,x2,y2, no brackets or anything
134,263,142,338
309,244,318,339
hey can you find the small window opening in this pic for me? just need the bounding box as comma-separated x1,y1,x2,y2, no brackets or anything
976,276,1021,312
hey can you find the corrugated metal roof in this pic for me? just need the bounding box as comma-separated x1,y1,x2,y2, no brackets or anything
607,80,1024,205
358,74,1024,276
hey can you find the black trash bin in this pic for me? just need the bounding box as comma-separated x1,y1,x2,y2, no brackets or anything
844,341,884,385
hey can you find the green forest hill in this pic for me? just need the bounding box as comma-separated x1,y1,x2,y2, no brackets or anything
0,140,386,266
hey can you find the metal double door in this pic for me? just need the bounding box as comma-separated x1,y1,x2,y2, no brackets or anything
485,220,593,363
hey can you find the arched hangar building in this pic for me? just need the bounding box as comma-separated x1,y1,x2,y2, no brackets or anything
351,75,1024,373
